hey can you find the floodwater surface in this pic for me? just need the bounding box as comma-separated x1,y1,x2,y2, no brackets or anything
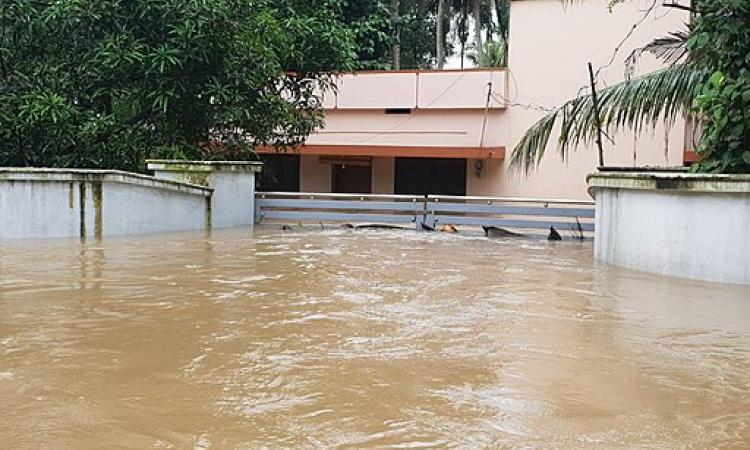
1,228,749,448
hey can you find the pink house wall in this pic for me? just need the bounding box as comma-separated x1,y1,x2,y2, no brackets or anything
308,109,507,149
488,0,690,199
301,0,691,199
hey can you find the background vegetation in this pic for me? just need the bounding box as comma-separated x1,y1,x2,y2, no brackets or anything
7,0,744,175
690,0,750,173
0,0,356,171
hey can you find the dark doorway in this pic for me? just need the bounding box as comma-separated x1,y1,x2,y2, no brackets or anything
258,154,300,192
332,163,371,193
394,158,467,195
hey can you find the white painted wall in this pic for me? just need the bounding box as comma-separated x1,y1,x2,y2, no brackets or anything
102,182,209,236
0,170,211,240
0,179,81,239
209,171,256,228
591,174,750,285
147,161,261,229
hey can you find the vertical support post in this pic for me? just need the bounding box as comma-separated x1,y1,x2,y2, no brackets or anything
416,195,428,231
424,195,436,230
254,193,263,225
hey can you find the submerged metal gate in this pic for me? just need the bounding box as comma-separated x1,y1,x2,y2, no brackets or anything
255,192,595,236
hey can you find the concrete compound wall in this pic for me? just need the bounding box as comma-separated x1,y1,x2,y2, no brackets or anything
0,161,262,240
589,172,750,285
0,169,211,239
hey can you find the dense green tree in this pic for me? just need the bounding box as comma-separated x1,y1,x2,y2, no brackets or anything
690,0,750,173
341,0,394,70
342,0,511,71
0,0,355,171
400,0,440,69
341,0,439,70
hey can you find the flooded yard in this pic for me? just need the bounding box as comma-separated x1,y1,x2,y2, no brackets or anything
1,228,749,448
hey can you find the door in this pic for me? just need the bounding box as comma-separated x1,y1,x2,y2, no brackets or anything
394,158,467,196
332,163,371,193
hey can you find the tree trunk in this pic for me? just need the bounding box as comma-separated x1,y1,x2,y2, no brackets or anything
391,0,401,70
488,0,496,43
472,0,483,67
460,0,468,68
436,0,446,69
494,0,507,40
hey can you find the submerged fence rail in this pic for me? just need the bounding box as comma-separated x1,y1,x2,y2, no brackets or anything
255,192,595,237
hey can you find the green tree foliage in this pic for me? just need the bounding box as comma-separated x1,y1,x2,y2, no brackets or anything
342,0,510,71
690,0,750,173
342,0,439,70
0,0,355,171
447,0,508,69
342,0,394,69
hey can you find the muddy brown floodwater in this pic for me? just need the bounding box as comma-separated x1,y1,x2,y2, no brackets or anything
1,228,749,448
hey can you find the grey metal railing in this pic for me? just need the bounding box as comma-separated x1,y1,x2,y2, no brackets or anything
424,195,595,233
255,191,595,236
255,192,426,229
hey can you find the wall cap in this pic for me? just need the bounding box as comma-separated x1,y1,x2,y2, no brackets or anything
0,167,212,196
146,160,263,173
587,171,750,198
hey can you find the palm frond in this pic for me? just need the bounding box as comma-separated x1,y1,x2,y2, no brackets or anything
509,64,707,173
626,29,691,73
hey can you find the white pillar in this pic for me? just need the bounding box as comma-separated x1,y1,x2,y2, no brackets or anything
147,160,263,229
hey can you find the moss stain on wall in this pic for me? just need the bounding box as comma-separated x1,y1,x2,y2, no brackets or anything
205,194,212,229
68,183,74,209
185,172,210,187
92,181,103,240
79,182,86,239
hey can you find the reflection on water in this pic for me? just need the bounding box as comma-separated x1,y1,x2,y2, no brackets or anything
1,228,749,448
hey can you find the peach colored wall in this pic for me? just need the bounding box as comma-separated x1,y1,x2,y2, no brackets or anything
481,0,690,199
417,71,506,109
336,73,417,109
309,109,507,149
304,1,690,199
466,158,505,196
323,70,507,110
299,156,395,193
299,155,331,192
372,158,395,194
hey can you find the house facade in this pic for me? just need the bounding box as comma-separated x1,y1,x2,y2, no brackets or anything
258,0,691,200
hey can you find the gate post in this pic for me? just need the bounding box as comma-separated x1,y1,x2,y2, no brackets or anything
147,160,263,229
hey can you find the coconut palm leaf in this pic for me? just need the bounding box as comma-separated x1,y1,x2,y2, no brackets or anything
625,29,691,75
509,64,707,173
467,40,506,67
